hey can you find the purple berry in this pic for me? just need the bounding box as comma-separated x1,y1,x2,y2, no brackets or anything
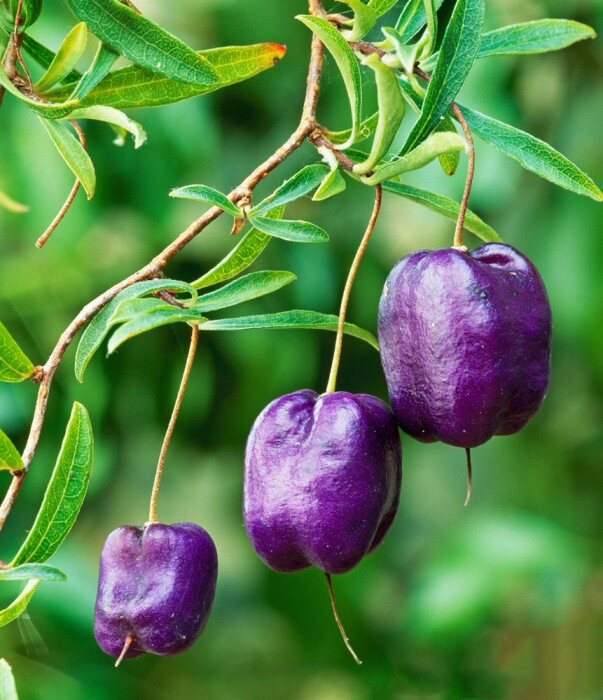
94,522,218,662
243,390,402,575
378,243,552,448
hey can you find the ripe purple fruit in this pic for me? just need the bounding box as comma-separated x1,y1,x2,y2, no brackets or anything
378,243,552,448
243,390,402,575
94,522,218,663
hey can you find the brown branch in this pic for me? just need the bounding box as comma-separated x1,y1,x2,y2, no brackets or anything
0,1,327,534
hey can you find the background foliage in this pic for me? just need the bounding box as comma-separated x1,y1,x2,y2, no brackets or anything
0,0,601,698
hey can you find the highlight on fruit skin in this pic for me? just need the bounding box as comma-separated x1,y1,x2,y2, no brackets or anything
94,522,218,662
378,243,552,449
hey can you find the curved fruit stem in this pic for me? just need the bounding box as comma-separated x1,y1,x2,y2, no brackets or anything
148,323,199,523
115,635,133,668
450,103,475,250
324,573,362,665
325,184,382,394
464,447,473,507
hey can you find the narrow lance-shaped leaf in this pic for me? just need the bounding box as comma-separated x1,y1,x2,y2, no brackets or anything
339,0,378,42
195,271,296,312
199,311,380,352
368,0,399,18
0,322,34,382
38,118,96,198
0,580,40,628
296,15,362,150
396,0,444,42
381,180,501,242
0,187,28,214
70,42,119,100
75,279,197,381
250,164,329,217
1,0,42,32
0,659,18,700
46,43,287,110
35,22,88,93
422,19,597,69
65,106,147,148
401,0,484,155
363,131,467,184
63,0,218,86
312,168,347,201
325,112,379,146
170,184,241,218
248,216,329,244
457,104,603,202
11,402,94,566
435,115,461,175
353,54,405,175
417,0,438,60
193,206,284,290
0,431,24,472
0,62,78,119
0,564,67,582
21,32,82,82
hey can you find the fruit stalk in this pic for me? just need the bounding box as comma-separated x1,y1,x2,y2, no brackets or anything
148,323,199,523
325,184,382,394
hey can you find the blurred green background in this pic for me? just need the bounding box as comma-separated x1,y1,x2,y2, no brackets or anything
1,0,602,698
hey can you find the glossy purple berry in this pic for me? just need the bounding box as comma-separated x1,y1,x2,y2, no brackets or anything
94,522,218,662
378,243,552,448
243,390,402,575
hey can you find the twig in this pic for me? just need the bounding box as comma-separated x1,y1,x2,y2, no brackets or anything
36,121,87,248
0,0,327,534
325,184,382,394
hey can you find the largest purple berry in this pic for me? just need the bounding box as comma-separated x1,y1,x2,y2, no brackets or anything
244,390,402,575
378,243,552,448
94,522,218,660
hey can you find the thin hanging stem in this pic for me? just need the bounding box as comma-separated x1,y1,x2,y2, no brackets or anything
325,184,382,394
36,120,86,248
464,447,473,507
324,573,362,665
115,635,133,668
148,324,199,523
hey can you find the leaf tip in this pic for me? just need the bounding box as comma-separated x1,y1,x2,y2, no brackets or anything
269,44,287,62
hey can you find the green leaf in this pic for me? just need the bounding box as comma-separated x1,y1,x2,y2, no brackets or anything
0,62,78,119
21,32,82,82
0,580,39,628
417,0,438,60
35,22,87,93
1,0,42,32
353,53,405,175
0,187,28,214
422,19,597,70
63,0,218,86
339,0,378,42
248,216,329,244
324,112,379,146
457,104,603,202
250,165,329,217
70,42,119,100
195,271,296,312
0,431,23,472
199,311,379,351
296,15,362,150
363,131,467,184
46,43,287,110
381,180,501,242
435,115,460,175
312,168,347,201
0,322,34,383
368,0,398,17
0,564,67,582
401,0,484,154
395,0,444,42
368,0,399,17
75,279,197,381
65,105,146,148
170,184,241,218
192,206,286,290
0,658,18,700
38,118,96,199
11,402,93,566
107,308,207,354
